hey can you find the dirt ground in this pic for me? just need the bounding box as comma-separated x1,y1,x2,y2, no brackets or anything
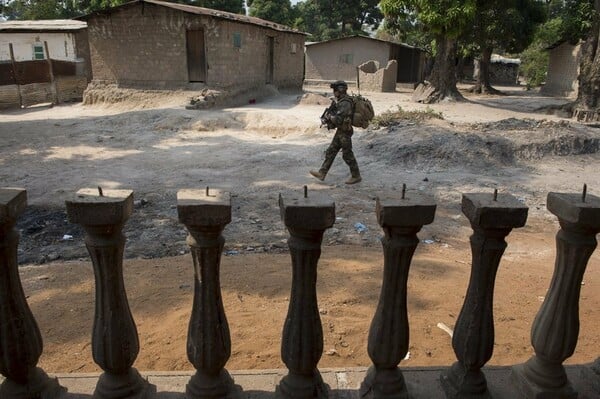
1,84,599,373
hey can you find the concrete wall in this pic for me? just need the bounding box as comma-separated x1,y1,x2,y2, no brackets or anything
542,42,581,97
305,37,390,82
358,60,397,92
0,32,78,61
86,3,304,89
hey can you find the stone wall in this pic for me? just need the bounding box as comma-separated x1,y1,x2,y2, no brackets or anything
358,60,397,92
86,3,304,90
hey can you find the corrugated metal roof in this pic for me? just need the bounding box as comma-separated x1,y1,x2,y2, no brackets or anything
79,0,305,35
306,34,421,50
0,19,87,32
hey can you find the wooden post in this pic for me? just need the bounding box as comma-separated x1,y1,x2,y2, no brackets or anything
44,41,58,105
8,43,23,108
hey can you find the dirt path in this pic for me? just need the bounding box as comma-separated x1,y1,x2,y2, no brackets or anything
1,84,599,372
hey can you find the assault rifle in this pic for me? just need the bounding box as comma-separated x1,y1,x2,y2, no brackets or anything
320,99,337,130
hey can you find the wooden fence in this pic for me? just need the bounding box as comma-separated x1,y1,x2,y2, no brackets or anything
0,42,88,109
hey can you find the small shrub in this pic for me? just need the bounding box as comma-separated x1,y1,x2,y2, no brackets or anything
372,106,443,127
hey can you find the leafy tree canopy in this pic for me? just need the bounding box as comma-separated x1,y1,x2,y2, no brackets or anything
0,0,244,20
248,0,293,25
380,0,477,40
185,0,244,14
520,0,596,88
292,0,383,41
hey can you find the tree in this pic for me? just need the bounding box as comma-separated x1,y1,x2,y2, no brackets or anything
569,0,598,121
186,0,245,14
1,0,76,19
0,0,245,20
519,12,563,88
247,0,293,25
466,0,545,94
292,0,383,41
381,0,476,103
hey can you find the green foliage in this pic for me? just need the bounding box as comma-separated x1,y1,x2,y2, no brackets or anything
380,0,477,39
0,0,245,20
248,0,293,25
519,1,596,88
186,0,245,14
292,0,382,41
372,105,443,127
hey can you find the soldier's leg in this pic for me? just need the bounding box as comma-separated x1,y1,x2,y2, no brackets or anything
340,134,360,178
319,132,343,175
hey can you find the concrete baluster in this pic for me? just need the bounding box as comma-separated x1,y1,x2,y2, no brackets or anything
512,190,600,399
177,188,238,398
0,188,65,399
360,189,436,399
277,188,335,399
441,192,528,399
66,188,154,399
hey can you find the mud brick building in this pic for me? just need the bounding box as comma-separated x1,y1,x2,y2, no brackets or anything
305,35,426,86
79,0,305,90
542,41,582,98
0,20,91,108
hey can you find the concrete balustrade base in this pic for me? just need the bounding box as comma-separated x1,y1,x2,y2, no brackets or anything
510,364,577,399
3,365,597,399
93,369,156,399
359,366,408,399
0,367,66,399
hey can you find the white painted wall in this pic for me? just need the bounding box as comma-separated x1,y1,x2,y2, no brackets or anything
0,32,78,61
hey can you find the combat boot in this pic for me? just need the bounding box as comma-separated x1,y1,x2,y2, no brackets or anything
345,175,362,184
310,170,326,181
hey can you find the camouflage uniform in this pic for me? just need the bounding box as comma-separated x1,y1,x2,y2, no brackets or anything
317,93,361,179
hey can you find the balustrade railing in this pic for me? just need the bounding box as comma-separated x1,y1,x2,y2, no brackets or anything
0,185,598,399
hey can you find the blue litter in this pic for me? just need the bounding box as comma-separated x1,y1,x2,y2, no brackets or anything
354,222,368,233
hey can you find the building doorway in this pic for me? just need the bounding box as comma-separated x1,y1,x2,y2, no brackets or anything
187,29,206,82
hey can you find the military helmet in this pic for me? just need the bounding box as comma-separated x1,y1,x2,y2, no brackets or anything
330,80,348,91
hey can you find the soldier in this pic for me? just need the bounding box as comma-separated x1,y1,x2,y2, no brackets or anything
310,80,362,184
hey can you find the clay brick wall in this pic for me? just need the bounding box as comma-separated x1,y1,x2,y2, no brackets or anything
86,3,304,89
305,37,390,82
358,60,397,92
542,42,581,98
74,30,92,82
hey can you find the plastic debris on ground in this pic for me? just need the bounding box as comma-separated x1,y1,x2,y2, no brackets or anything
354,222,368,233
437,322,454,338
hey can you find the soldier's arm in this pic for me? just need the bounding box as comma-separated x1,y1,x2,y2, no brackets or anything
330,99,353,126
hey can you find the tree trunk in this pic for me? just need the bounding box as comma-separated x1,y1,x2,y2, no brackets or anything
469,47,502,94
413,36,464,103
573,1,600,122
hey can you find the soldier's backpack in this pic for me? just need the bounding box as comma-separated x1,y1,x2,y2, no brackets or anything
351,95,374,128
